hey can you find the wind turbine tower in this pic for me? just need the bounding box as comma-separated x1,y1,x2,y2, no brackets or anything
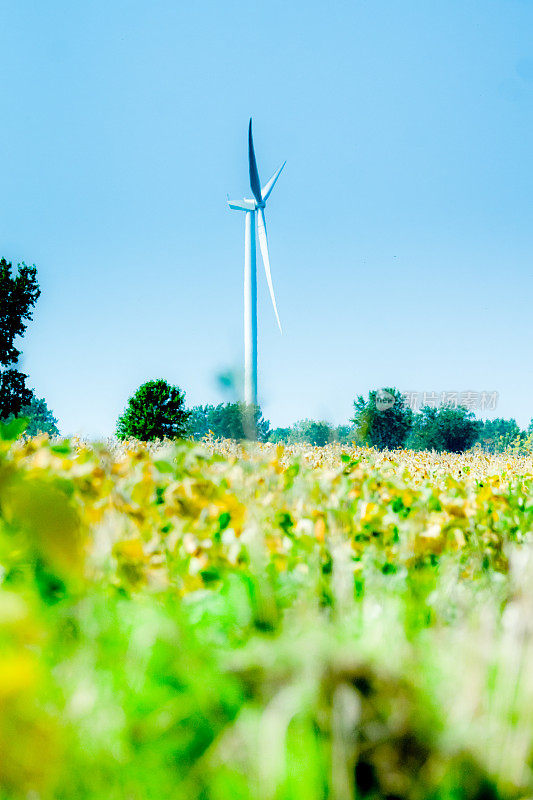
227,119,285,406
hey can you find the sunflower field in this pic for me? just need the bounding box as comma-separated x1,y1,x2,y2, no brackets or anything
1,422,533,800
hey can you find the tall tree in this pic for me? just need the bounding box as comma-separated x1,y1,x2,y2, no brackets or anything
116,379,190,441
409,405,481,453
352,388,413,450
0,259,40,418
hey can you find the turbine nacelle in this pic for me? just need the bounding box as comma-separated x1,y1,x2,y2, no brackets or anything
227,197,257,212
226,197,266,211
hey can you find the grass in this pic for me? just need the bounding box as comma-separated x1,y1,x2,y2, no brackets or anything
0,431,533,799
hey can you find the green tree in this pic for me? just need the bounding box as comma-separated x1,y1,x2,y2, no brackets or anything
268,426,293,444
477,418,522,453
3,395,59,436
269,421,359,446
289,419,334,446
0,259,40,418
352,388,413,449
188,403,270,442
334,424,359,445
0,369,33,420
116,379,190,441
21,396,59,436
187,405,212,440
409,404,481,453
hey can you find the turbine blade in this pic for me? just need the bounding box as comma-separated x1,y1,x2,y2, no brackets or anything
248,118,262,204
261,161,286,202
257,208,282,333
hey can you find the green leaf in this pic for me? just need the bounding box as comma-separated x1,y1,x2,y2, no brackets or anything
50,443,71,455
200,566,221,584
154,459,175,474
0,416,28,440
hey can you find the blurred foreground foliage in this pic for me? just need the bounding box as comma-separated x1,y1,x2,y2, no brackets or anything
2,429,533,798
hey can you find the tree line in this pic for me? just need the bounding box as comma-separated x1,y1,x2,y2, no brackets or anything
116,380,533,454
4,259,532,453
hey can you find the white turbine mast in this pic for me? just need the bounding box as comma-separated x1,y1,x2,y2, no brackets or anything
227,118,285,407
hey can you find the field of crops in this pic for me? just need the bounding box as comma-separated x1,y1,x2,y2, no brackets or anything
2,427,533,800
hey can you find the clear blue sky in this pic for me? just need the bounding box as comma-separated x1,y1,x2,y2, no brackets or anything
1,1,533,436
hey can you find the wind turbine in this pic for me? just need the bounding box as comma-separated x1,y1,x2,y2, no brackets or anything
227,119,285,407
